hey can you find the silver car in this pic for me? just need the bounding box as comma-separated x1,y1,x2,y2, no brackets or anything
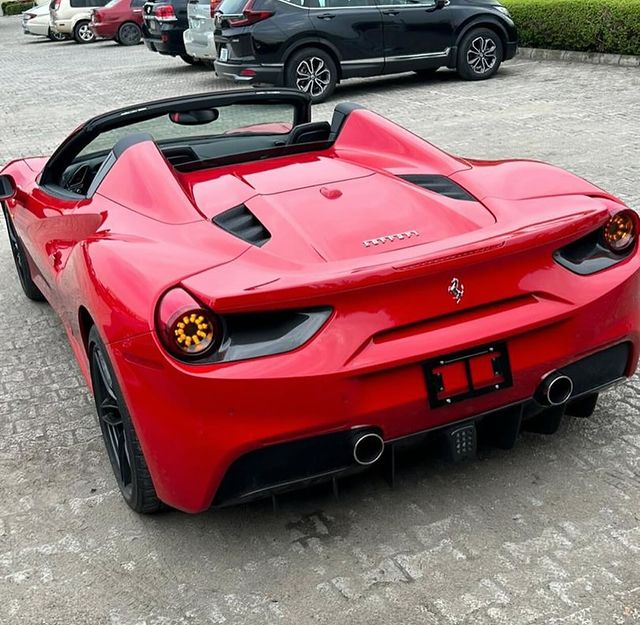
183,0,217,63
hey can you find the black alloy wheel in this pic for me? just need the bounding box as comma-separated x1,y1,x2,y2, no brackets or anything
89,326,164,513
285,47,337,104
457,28,503,80
2,204,45,301
117,22,142,46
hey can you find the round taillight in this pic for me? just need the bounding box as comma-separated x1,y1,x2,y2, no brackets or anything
602,210,636,254
157,288,220,360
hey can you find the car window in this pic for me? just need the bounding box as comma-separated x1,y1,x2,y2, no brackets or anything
321,0,373,6
217,0,246,12
74,103,295,160
131,0,145,6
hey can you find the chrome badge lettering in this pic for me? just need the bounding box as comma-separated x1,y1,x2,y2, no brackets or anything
363,230,420,248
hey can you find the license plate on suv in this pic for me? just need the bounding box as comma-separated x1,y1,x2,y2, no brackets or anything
219,46,228,62
423,342,513,408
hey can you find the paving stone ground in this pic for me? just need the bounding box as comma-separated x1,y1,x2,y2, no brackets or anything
1,16,640,625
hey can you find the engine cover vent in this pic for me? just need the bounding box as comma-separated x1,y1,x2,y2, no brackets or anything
213,204,271,247
398,174,475,201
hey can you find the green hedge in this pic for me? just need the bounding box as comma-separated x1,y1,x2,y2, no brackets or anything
503,0,640,56
2,0,35,15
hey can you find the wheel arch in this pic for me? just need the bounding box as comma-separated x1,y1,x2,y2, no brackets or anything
282,38,343,80
78,305,96,356
455,17,509,58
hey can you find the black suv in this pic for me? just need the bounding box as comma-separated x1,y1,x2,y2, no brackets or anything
143,0,198,64
213,0,517,102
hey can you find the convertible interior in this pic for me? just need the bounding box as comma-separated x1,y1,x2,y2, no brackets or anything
58,111,344,197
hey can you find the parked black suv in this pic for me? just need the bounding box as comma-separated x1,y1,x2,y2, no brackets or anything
213,0,517,102
143,0,198,64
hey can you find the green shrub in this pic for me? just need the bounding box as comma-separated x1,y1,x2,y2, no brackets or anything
503,0,640,56
1,0,35,15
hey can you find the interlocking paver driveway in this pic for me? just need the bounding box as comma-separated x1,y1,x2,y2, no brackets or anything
1,16,639,625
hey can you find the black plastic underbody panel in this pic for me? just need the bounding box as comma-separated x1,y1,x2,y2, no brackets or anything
213,342,631,507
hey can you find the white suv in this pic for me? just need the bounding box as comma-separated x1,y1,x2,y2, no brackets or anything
50,0,110,43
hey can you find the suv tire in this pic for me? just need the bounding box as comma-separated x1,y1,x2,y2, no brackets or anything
73,20,96,44
456,28,503,80
285,47,337,104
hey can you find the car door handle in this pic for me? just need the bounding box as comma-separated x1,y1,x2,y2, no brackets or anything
316,12,336,19
382,9,399,15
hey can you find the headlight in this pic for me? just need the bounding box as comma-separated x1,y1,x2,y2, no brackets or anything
602,211,636,253
495,5,511,16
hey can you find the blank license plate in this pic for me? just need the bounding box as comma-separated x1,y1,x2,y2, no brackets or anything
219,47,228,62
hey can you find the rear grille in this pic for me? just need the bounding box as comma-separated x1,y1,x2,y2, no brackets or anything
399,174,475,201
212,204,271,247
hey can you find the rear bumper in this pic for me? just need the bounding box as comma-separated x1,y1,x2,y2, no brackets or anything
51,20,73,34
213,59,283,84
25,21,49,37
183,29,216,60
142,25,186,56
91,21,118,39
109,255,640,512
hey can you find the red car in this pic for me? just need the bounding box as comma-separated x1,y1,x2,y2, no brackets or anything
1,90,638,514
91,0,144,46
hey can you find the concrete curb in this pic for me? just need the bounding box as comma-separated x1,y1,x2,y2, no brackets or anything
517,47,640,68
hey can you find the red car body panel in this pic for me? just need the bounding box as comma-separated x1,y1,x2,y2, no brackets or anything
2,103,639,512
91,0,143,40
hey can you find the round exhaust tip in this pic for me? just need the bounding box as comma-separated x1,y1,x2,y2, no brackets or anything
545,374,574,406
353,432,384,466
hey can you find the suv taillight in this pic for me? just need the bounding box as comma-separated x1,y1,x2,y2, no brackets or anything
53,0,61,8
227,0,273,27
210,0,221,17
154,4,177,20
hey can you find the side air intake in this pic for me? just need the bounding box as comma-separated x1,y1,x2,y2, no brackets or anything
213,204,271,247
398,174,475,201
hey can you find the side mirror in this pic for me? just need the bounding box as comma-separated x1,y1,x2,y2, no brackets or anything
0,174,17,201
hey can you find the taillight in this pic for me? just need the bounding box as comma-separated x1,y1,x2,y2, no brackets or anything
54,0,60,8
227,0,273,27
154,4,177,21
210,0,221,18
601,210,637,254
156,288,221,360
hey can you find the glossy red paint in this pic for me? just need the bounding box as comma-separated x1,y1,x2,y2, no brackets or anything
2,106,639,512
91,0,143,40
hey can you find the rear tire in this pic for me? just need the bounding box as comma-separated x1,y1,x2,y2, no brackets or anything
89,326,165,514
117,21,142,46
48,28,67,41
180,53,198,65
456,28,503,80
73,20,95,44
285,47,337,104
2,204,45,302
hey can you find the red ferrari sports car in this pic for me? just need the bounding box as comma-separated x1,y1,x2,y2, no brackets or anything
1,89,638,514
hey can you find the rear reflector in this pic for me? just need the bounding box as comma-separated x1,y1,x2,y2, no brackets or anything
240,68,256,76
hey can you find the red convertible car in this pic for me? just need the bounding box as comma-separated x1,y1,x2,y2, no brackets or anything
1,90,638,513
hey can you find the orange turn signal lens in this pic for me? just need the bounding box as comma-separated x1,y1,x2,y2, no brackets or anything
602,211,636,253
157,288,220,360
171,310,215,355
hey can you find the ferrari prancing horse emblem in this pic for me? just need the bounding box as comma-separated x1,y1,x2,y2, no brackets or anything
448,277,464,304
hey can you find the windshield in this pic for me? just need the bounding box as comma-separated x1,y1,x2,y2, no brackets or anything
76,102,295,159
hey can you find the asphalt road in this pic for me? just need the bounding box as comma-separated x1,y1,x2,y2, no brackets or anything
1,16,640,625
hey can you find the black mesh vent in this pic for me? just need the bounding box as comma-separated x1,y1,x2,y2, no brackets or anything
399,174,475,201
213,204,271,247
